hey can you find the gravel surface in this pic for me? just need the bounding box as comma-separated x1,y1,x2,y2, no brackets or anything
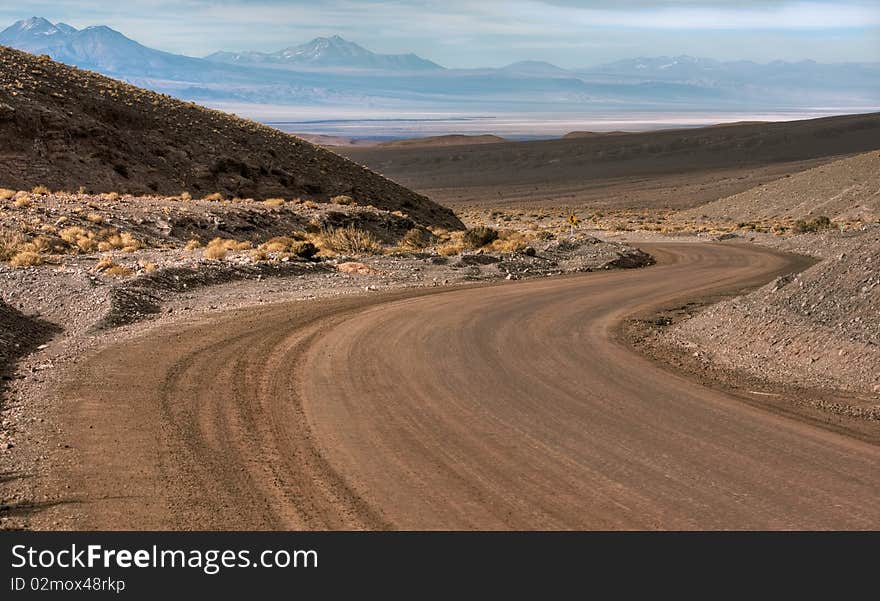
0,230,650,530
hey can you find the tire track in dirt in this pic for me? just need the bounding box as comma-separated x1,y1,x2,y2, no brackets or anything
54,243,879,529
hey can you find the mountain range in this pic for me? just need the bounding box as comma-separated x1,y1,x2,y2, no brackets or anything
206,34,442,71
2,17,877,112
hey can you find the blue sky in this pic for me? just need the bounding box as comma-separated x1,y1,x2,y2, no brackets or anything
3,1,879,67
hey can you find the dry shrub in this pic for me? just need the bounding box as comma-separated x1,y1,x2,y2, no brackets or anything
184,239,201,250
0,231,27,261
263,198,285,207
463,226,498,249
489,230,532,253
318,226,383,256
436,230,466,256
9,251,44,267
290,241,317,258
94,257,133,277
437,243,464,256
59,226,98,252
31,185,50,195
259,236,298,253
303,200,318,209
203,237,251,260
0,188,15,200
793,216,833,234
140,261,157,273
13,196,32,209
257,236,317,259
25,235,63,254
331,195,355,206
179,191,192,201
103,232,142,252
86,212,104,224
401,227,436,250
203,192,224,202
203,244,227,260
59,226,88,244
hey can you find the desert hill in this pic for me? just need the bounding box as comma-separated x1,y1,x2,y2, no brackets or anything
341,113,880,210
679,151,880,223
0,45,462,230
376,134,507,149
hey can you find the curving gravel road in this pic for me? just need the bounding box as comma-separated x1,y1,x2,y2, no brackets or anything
59,243,880,530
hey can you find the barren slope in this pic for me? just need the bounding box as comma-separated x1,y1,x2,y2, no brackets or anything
679,151,880,223
375,135,508,149
0,46,461,230
341,113,880,210
658,226,880,399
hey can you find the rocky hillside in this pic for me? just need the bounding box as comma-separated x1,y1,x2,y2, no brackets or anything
662,226,879,401
654,150,880,408
680,151,880,224
0,45,462,230
661,146,880,404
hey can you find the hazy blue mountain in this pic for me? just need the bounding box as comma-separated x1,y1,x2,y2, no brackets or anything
207,35,443,71
581,55,880,97
0,16,230,80
497,61,573,77
1,18,876,111
0,17,72,50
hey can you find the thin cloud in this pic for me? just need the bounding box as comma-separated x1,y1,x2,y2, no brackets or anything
1,1,877,66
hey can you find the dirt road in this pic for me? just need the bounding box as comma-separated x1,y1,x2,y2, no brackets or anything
56,243,879,530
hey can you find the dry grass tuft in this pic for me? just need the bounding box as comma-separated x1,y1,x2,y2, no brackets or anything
94,256,133,277
202,192,225,202
318,226,383,256
263,198,286,207
13,196,32,208
463,226,499,249
257,236,317,259
30,185,50,195
436,230,466,256
0,231,26,261
401,227,436,250
0,188,15,200
86,212,104,224
184,239,202,250
139,261,158,273
203,244,227,260
203,237,252,260
489,230,533,253
331,195,356,206
59,226,98,252
9,251,45,267
259,236,299,253
103,231,142,252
